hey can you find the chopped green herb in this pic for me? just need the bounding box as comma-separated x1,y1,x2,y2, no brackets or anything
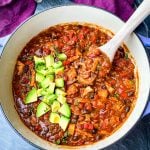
125,53,128,59
55,139,61,145
114,93,119,98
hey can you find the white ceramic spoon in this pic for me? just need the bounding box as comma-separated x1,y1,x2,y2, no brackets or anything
100,0,150,62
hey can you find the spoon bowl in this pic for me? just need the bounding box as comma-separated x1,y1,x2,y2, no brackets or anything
99,0,150,62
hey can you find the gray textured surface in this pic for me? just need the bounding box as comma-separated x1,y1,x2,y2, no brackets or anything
0,0,150,150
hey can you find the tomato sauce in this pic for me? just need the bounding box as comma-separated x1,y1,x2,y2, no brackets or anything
12,23,137,146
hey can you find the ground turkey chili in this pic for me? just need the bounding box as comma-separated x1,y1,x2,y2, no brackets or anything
12,23,137,146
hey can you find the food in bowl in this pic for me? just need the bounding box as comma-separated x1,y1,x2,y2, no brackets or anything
12,23,137,146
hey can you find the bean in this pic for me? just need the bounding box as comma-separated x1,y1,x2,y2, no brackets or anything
91,128,98,134
71,118,77,123
127,91,134,97
23,65,29,73
125,106,130,112
72,135,79,141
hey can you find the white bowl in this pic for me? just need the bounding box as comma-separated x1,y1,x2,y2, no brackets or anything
0,5,150,150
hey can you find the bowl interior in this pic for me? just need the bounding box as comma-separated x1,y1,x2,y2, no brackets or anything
0,5,150,150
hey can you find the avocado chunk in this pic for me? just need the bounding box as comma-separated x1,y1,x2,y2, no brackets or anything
36,69,47,76
49,112,60,124
36,101,50,117
45,55,54,68
51,101,60,112
34,56,45,65
57,95,66,104
57,53,67,61
55,88,66,96
46,74,54,82
47,82,55,94
34,56,46,71
40,77,52,88
55,78,64,88
25,88,37,104
54,67,64,74
59,103,71,118
46,67,55,75
59,115,70,131
43,94,57,105
53,61,62,69
35,63,46,71
36,72,45,83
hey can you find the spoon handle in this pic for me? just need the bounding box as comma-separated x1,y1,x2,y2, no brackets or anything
101,0,150,62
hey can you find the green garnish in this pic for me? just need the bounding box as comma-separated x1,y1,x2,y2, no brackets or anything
55,78,64,88
45,55,54,68
114,93,119,98
25,88,37,104
125,53,128,59
53,61,63,69
25,53,71,131
36,101,50,117
49,112,60,123
51,101,61,112
57,53,67,61
55,139,61,145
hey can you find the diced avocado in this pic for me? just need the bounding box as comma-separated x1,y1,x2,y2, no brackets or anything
55,88,66,96
57,95,66,104
43,94,57,105
57,53,67,61
36,69,47,76
59,103,71,118
45,55,54,68
37,88,47,97
37,67,54,76
47,82,55,94
40,77,52,88
41,89,48,96
46,74,54,82
36,72,45,83
36,101,50,117
55,78,64,88
51,101,61,112
34,56,45,65
35,63,46,71
37,89,42,97
54,67,64,74
34,56,46,71
59,115,70,131
49,112,60,124
42,96,49,104
53,61,62,69
25,88,37,104
46,67,55,75
47,94,57,101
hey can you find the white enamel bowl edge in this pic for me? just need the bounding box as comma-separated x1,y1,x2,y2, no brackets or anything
0,5,150,150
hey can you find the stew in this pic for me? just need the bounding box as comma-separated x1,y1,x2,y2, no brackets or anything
12,23,137,146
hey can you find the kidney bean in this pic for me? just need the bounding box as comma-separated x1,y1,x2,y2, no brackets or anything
91,128,98,134
72,135,79,141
